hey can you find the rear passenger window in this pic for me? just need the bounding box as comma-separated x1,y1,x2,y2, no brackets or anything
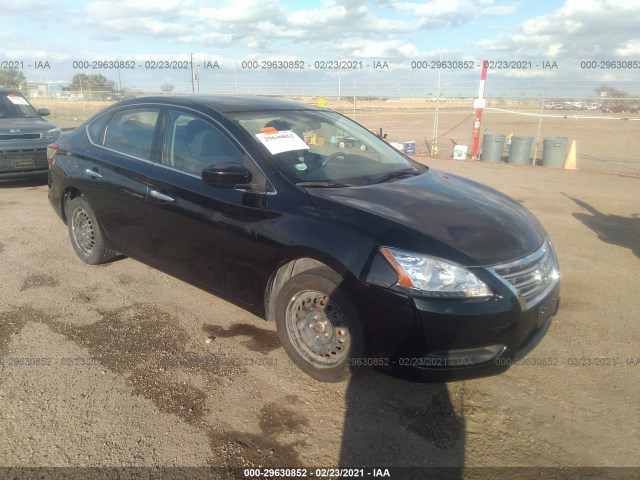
103,109,159,160
87,113,109,145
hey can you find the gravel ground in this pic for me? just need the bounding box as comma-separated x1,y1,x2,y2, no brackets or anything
0,153,638,479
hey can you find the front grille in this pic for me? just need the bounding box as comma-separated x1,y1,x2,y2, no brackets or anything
0,133,42,140
490,239,559,309
0,149,48,171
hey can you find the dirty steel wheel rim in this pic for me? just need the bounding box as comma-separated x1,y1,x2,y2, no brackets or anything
285,289,351,367
71,207,95,256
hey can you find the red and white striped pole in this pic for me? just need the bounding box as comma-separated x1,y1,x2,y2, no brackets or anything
471,60,488,160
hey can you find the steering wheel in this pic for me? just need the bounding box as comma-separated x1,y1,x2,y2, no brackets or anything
321,151,348,167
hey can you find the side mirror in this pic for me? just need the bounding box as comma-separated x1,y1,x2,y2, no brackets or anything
202,162,252,188
37,108,50,117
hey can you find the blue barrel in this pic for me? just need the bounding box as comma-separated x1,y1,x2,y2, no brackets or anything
404,140,416,155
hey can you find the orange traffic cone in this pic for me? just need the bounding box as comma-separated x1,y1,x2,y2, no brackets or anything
564,140,577,170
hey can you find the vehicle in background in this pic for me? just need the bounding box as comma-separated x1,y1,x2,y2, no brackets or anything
0,89,61,181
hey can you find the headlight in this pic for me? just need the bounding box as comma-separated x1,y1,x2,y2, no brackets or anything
380,247,493,298
45,128,61,141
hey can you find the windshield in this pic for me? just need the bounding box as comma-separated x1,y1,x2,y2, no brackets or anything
0,93,40,119
228,109,426,186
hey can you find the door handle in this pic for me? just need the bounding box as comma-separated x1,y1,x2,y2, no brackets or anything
85,168,102,178
150,190,175,203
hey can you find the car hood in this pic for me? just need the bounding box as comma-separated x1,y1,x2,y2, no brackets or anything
306,168,546,266
0,117,56,134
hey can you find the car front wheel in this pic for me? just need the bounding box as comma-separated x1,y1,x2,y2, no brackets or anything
66,195,116,265
274,268,366,382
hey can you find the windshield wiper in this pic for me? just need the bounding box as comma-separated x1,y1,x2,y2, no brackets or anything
296,181,356,188
373,170,421,184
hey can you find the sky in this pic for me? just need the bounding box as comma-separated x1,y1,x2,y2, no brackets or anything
2,0,640,98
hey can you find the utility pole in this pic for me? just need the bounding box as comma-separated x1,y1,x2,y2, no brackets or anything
190,53,195,93
338,44,343,98
432,50,442,155
471,60,488,160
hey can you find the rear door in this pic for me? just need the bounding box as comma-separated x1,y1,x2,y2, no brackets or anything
146,109,267,304
80,106,160,258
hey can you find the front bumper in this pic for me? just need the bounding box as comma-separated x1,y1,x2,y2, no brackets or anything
360,281,560,382
0,146,48,180
0,168,48,181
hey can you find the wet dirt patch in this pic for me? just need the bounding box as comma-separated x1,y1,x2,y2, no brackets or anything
259,400,309,436
71,289,94,304
203,323,281,354
128,369,208,424
45,303,215,425
208,396,309,468
45,303,189,369
208,429,303,468
400,393,464,450
0,307,52,355
19,273,60,291
117,273,136,285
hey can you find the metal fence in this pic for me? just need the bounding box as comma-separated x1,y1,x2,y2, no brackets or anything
26,91,640,177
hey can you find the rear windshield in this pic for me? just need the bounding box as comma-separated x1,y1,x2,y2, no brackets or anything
0,93,39,119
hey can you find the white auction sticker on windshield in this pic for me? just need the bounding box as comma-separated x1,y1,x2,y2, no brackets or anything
6,94,29,105
256,130,309,155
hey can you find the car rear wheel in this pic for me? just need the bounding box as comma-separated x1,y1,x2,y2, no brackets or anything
274,268,365,382
66,195,116,265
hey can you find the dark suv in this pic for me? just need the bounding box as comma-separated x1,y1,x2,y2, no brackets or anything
48,95,560,382
0,89,61,180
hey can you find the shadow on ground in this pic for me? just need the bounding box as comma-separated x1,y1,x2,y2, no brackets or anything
339,370,465,479
565,193,640,259
0,177,48,188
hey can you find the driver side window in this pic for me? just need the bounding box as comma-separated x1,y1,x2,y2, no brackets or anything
162,111,244,176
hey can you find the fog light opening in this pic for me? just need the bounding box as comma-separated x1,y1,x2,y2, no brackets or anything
424,344,505,367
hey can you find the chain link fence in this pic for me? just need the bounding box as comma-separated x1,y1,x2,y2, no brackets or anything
26,91,640,177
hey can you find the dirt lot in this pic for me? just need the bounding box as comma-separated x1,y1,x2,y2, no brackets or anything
0,155,639,478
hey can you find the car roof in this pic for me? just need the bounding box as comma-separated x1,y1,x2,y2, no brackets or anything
0,88,23,96
118,94,322,114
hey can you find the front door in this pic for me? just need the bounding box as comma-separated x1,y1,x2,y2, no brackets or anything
146,110,266,304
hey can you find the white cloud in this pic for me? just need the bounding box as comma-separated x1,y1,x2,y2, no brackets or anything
616,41,640,57
352,41,406,58
478,0,640,61
2,0,51,14
481,5,516,17
199,0,280,23
392,0,476,28
86,0,192,17
390,0,518,28
544,44,564,57
5,50,71,62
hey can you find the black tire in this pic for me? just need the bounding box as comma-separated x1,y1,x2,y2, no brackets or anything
66,195,116,265
274,268,366,382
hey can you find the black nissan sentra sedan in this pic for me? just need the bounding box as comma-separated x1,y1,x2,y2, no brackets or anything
48,95,560,382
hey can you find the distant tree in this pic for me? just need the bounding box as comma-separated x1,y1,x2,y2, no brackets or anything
0,69,26,89
160,84,175,93
70,73,115,93
596,85,628,99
